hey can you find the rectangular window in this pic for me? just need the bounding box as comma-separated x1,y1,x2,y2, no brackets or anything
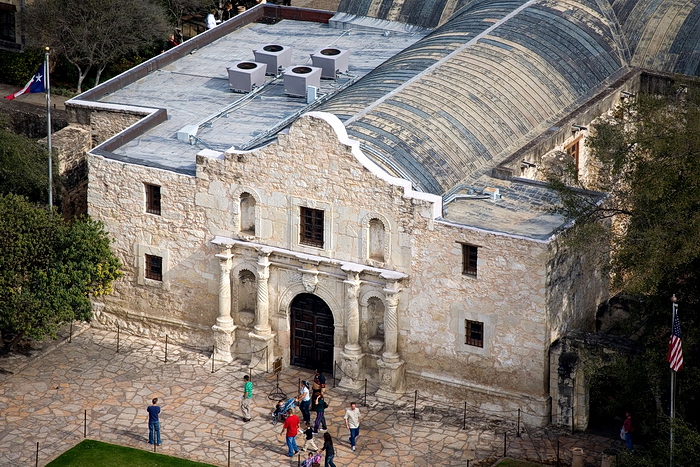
300,207,324,248
145,184,161,215
461,243,478,276
145,254,163,281
0,5,16,43
465,319,484,347
565,138,580,173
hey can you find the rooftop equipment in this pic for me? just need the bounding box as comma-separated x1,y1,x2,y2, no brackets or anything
227,61,268,92
253,44,292,75
310,48,349,79
284,66,322,97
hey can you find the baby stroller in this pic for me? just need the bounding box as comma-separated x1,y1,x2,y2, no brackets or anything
271,397,296,425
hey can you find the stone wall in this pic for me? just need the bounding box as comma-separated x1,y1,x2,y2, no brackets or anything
86,112,606,426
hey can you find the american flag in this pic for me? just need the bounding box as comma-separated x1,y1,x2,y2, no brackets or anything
667,311,683,372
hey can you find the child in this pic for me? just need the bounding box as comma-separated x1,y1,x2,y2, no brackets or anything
300,422,318,451
301,451,322,467
271,399,285,425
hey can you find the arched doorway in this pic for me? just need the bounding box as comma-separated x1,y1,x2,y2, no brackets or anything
290,293,334,373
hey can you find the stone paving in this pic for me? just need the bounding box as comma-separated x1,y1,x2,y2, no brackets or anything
0,326,625,466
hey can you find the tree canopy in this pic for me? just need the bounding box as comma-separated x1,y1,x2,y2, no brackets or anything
0,194,122,352
548,79,700,462
0,127,58,205
25,0,170,92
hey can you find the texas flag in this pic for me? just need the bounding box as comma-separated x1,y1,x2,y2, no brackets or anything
4,63,47,100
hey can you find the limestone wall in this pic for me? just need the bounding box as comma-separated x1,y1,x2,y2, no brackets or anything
85,112,605,426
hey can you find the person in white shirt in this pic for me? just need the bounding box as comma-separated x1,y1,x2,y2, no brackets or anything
206,9,218,29
343,402,361,451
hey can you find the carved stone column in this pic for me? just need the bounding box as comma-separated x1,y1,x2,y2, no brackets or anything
253,248,272,335
212,247,236,363
249,247,275,370
377,275,406,401
339,265,364,390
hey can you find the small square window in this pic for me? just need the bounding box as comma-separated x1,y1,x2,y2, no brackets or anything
145,254,163,281
461,243,478,276
145,184,161,215
465,319,484,347
300,207,324,248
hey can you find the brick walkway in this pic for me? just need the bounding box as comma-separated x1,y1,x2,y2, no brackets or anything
0,326,624,466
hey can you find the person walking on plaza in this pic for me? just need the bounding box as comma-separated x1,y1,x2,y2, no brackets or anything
301,422,319,451
313,392,328,433
320,432,336,467
622,411,634,451
343,401,360,451
241,374,253,421
280,409,300,457
147,398,162,445
312,369,326,398
297,380,312,424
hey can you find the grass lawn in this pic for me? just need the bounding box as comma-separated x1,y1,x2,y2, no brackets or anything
47,439,216,467
494,459,547,467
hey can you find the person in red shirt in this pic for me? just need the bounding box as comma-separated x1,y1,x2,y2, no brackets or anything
280,409,300,457
622,412,634,450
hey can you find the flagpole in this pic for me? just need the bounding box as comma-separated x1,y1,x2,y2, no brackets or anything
670,294,677,467
45,47,53,208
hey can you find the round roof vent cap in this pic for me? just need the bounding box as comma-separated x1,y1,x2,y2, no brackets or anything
263,45,284,52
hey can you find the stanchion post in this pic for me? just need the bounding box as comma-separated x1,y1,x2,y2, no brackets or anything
297,451,301,466
364,379,367,406
211,345,215,373
413,390,417,419
35,441,39,467
84,409,87,438
333,361,337,388
165,335,168,363
228,440,231,467
503,431,507,457
463,401,467,430
266,347,269,373
117,324,120,353
69,321,73,343
517,408,521,437
249,367,252,381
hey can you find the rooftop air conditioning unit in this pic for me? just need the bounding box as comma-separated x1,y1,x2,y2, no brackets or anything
310,48,349,79
227,61,267,92
253,44,292,75
284,66,322,97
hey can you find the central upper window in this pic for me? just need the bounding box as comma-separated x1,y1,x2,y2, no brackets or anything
300,207,324,248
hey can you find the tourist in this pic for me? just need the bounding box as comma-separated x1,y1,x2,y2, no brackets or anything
297,380,311,424
313,392,328,433
622,411,634,450
280,408,300,457
319,432,336,467
206,9,219,29
343,401,360,451
147,397,162,445
301,422,319,451
241,374,253,421
312,369,326,398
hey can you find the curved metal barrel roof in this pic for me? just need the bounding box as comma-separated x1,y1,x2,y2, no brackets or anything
322,0,630,194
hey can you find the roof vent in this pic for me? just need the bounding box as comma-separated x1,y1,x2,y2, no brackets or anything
310,48,349,79
227,61,267,92
253,44,292,75
283,66,322,97
483,187,501,201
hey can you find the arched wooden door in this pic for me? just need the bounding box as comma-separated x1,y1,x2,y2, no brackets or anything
290,293,334,373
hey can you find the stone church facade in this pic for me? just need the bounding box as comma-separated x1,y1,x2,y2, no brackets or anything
54,0,700,428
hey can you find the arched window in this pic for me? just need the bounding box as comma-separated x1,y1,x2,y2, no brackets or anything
368,218,385,261
239,192,256,235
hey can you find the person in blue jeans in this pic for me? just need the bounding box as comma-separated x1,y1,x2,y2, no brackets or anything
280,409,300,457
320,432,336,467
147,398,162,445
343,401,361,451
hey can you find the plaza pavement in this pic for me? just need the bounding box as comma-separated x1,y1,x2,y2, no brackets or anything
0,326,624,466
